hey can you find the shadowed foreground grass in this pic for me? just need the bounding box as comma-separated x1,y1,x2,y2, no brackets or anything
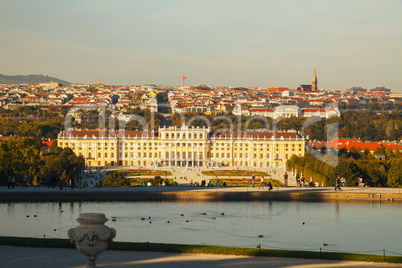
1,236,401,264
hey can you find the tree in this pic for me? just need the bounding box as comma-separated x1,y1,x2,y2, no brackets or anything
385,148,394,159
387,159,402,187
102,171,128,187
149,175,163,186
39,147,85,184
374,147,386,155
334,161,363,186
0,136,42,185
171,113,182,127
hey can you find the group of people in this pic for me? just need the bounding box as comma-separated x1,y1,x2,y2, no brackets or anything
295,174,306,188
7,175,15,189
335,176,346,191
251,175,273,191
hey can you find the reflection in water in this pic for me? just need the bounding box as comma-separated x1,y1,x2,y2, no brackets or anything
335,202,340,221
0,201,401,256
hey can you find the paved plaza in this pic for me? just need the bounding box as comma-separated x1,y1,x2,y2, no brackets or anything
2,245,402,268
3,166,401,195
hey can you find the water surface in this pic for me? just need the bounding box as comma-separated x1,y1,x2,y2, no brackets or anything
1,201,400,256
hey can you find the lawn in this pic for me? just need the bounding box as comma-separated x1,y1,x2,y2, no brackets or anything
2,237,400,264
203,170,269,177
128,178,175,186
106,169,172,177
210,178,284,187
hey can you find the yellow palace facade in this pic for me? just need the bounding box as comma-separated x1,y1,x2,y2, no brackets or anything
57,126,306,168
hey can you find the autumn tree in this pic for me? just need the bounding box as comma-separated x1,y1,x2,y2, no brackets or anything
102,171,128,187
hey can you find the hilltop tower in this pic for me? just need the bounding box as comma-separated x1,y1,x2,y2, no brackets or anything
312,68,318,91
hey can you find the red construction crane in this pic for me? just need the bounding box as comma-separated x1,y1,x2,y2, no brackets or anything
177,74,187,88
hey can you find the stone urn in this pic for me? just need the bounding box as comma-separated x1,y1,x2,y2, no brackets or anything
68,213,116,268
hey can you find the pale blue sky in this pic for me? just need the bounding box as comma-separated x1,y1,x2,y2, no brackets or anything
1,0,401,92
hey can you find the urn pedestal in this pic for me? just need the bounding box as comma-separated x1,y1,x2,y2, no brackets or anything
68,213,116,268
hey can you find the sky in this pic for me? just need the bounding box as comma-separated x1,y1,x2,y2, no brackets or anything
1,0,401,92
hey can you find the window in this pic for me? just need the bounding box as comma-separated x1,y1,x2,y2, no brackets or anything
111,153,114,158
98,153,101,157
104,153,107,158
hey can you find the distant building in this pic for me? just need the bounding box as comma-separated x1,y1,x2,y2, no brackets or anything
297,68,318,92
347,87,367,93
370,87,391,92
39,81,61,89
273,105,300,118
312,68,317,91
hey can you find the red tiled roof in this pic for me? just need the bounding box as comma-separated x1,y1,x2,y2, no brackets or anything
379,142,402,150
42,140,54,148
345,142,383,151
328,139,363,149
250,108,274,112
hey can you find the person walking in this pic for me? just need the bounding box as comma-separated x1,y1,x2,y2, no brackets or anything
23,174,28,187
258,176,265,189
252,175,255,188
78,176,82,190
341,177,346,187
284,172,288,187
335,177,342,191
59,176,63,190
7,175,12,189
11,176,15,189
70,176,75,190
268,181,273,192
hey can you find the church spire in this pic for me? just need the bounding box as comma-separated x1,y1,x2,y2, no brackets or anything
312,67,317,91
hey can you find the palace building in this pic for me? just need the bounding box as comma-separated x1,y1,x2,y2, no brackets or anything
58,126,306,169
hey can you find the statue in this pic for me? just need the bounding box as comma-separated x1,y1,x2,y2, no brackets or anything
68,213,116,268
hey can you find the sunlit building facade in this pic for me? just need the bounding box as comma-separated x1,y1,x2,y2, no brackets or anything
58,126,305,168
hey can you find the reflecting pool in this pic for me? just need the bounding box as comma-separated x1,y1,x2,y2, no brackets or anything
1,201,401,256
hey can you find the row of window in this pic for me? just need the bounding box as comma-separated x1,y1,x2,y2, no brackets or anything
62,141,302,148
164,133,205,139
